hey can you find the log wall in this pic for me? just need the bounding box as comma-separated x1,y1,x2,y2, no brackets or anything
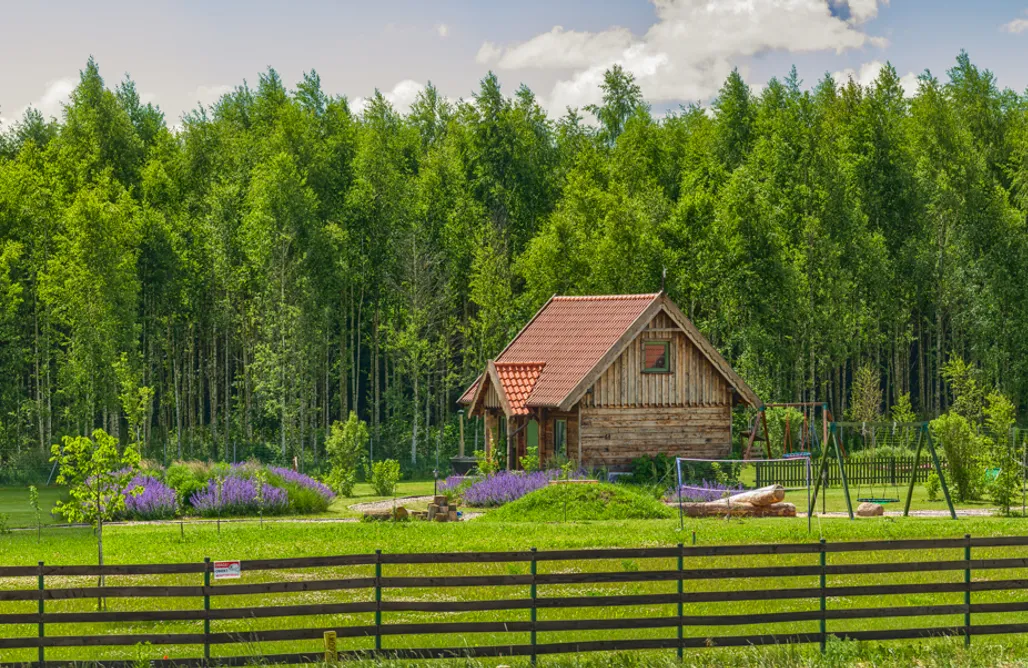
579,405,731,469
583,311,734,409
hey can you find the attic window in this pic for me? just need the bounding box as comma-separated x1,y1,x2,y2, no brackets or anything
643,341,670,373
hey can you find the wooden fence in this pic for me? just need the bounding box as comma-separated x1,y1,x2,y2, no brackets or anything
3,536,1028,666
755,456,946,489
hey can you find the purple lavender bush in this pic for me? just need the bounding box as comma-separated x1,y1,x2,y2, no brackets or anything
462,470,561,507
123,474,178,520
665,480,745,503
268,465,335,513
189,476,288,517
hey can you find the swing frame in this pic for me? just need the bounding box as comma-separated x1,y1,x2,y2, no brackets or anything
808,422,956,521
744,402,833,460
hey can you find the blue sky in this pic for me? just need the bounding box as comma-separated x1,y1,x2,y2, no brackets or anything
1,1,1026,128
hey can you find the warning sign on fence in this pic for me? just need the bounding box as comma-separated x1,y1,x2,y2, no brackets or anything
213,560,241,580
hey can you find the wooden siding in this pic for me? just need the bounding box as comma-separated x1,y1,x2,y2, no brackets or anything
579,406,731,469
583,311,734,408
540,409,579,464
483,382,502,409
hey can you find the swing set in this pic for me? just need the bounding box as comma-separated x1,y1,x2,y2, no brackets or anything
743,402,833,460
808,421,956,520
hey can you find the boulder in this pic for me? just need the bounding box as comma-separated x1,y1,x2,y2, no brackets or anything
857,502,884,517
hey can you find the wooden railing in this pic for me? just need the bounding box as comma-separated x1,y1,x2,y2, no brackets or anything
755,456,946,488
2,536,1028,666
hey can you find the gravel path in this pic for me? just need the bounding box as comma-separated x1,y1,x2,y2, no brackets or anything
347,496,434,514
821,508,997,518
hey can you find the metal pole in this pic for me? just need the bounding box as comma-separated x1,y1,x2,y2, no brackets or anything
677,543,684,661
965,534,972,646
203,557,211,665
819,539,827,653
374,549,382,652
37,561,44,667
530,547,538,665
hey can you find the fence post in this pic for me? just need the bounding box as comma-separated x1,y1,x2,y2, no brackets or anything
374,549,382,653
819,539,827,653
965,534,972,646
530,547,538,666
203,557,211,667
677,543,684,661
37,561,44,667
324,630,338,663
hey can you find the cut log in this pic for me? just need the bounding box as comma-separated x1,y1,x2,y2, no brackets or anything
434,495,448,506
392,506,409,521
679,501,796,518
723,485,785,506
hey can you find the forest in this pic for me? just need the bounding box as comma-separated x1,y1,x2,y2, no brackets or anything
1,52,1027,475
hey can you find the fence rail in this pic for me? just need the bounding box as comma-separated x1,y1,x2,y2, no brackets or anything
755,456,946,488
2,536,1028,666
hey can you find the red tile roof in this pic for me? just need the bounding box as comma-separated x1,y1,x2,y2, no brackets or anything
494,362,545,415
460,294,660,409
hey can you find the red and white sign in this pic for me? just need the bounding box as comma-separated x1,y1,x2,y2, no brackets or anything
213,560,241,580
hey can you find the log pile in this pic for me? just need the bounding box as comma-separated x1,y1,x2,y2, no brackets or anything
677,485,796,518
363,506,409,521
425,495,459,522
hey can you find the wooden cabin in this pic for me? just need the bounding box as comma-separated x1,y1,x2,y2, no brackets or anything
458,293,761,470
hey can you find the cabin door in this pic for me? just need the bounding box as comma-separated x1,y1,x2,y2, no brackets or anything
522,419,539,468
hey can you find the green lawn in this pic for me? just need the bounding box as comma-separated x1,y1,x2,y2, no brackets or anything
1,514,1028,665
0,480,1024,666
0,485,65,528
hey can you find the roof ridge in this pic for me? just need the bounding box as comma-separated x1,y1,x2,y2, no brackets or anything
551,293,659,301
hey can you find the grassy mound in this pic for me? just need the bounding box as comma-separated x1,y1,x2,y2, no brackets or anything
481,482,674,522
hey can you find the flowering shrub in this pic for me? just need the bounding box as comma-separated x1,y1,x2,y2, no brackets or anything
123,474,178,520
462,470,561,507
268,466,335,502
665,481,744,503
189,476,288,517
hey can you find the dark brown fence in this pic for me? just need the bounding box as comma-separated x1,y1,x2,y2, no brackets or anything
755,456,946,488
2,536,1028,666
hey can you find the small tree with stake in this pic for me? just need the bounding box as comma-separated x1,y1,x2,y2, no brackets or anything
28,485,41,543
51,429,140,608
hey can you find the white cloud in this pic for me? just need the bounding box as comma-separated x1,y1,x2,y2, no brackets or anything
0,77,75,129
1001,11,1028,34
832,60,918,96
352,79,426,115
476,41,503,65
436,23,450,38
479,0,889,114
189,84,233,108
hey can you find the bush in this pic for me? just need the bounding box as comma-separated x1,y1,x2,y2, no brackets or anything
463,470,560,507
926,471,941,502
122,474,178,520
267,466,335,513
930,412,985,502
165,463,207,505
371,459,401,496
325,412,367,497
519,446,540,473
189,476,288,517
474,449,499,476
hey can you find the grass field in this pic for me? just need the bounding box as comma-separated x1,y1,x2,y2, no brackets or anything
0,479,1023,666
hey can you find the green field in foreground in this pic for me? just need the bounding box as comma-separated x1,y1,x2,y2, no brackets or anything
1,514,1028,666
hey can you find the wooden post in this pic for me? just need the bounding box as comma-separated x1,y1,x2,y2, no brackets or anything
926,426,957,520
37,561,44,667
965,534,972,646
374,549,382,652
203,557,211,665
677,543,684,660
458,410,465,458
530,547,538,665
819,539,827,653
324,630,338,662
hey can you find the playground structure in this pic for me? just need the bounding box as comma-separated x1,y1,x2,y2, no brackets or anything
739,402,960,521
808,421,955,521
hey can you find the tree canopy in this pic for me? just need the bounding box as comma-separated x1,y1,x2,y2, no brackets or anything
1,54,1027,472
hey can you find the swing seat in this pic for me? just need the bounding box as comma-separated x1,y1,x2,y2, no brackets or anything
857,497,899,504
784,451,811,459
